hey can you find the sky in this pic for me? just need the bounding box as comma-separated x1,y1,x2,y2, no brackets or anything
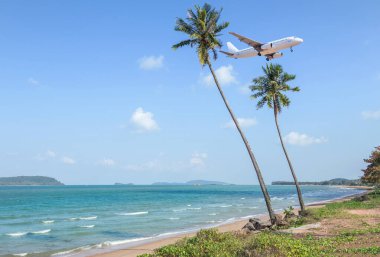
0,0,379,185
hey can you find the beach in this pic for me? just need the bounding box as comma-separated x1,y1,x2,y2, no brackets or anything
91,189,371,257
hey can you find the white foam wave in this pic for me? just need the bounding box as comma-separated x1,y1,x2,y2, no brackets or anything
32,229,51,234
99,237,153,247
13,253,28,256
116,211,148,216
208,213,217,216
80,225,95,228
169,217,180,220
6,232,27,237
51,245,92,256
219,205,232,208
79,216,97,220
42,220,54,224
187,207,201,210
248,206,258,209
241,197,245,199
68,217,79,221
187,204,192,207
272,197,285,201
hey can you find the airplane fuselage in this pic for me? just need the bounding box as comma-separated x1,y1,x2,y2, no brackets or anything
231,36,303,59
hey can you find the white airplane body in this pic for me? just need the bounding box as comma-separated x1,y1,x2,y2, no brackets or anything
221,32,303,61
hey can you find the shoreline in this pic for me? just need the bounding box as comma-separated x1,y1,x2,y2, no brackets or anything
84,188,370,257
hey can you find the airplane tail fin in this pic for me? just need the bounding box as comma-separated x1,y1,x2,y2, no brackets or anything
227,42,239,53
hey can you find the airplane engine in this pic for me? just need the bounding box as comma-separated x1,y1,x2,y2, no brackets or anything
272,52,283,59
261,43,273,50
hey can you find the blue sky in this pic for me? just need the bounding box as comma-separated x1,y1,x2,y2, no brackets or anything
0,0,379,185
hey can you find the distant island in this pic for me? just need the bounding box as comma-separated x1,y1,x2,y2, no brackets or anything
152,180,233,186
272,178,361,186
0,176,64,186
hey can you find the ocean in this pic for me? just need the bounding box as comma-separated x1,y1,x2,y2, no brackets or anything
0,185,363,257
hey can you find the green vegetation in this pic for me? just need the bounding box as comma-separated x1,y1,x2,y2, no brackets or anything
172,3,276,224
140,192,380,257
250,63,305,212
0,176,64,186
361,146,380,185
272,178,362,186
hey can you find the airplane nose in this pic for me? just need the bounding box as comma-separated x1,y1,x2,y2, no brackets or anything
296,37,303,43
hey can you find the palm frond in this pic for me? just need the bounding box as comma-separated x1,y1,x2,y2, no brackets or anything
172,39,198,50
250,63,299,112
173,3,229,66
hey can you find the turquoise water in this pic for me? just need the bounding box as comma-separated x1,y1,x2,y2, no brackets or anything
0,185,363,257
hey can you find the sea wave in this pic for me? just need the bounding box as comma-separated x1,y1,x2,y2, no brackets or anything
42,220,55,224
79,225,95,228
79,216,97,220
51,245,92,256
219,205,232,208
208,213,217,216
98,237,152,247
168,217,180,220
6,232,27,237
116,211,148,216
31,229,51,234
12,253,28,256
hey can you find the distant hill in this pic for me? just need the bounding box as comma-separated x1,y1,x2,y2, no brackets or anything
0,176,64,186
272,178,361,186
152,180,232,186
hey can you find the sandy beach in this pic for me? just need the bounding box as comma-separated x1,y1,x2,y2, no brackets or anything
92,189,371,257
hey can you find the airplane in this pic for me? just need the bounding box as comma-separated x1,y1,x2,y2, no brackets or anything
220,32,303,61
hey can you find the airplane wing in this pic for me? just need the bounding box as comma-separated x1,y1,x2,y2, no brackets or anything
229,32,263,50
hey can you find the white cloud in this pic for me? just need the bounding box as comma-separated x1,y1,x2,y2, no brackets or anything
130,107,159,132
35,150,56,161
283,132,327,146
224,118,257,129
190,153,207,167
46,150,56,158
362,110,380,120
62,156,76,165
201,65,237,86
138,55,164,70
27,77,39,86
238,86,251,95
125,160,159,171
98,158,115,167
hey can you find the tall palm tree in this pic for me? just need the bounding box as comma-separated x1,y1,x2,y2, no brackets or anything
173,3,276,224
250,63,306,213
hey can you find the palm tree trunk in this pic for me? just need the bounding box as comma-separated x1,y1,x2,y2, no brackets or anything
207,61,276,224
273,106,306,212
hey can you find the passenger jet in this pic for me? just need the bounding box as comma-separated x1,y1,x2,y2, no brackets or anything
220,32,303,61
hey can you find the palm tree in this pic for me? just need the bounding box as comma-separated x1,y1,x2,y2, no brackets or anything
250,63,306,213
173,3,276,224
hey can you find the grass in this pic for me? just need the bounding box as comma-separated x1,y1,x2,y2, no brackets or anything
139,190,380,257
